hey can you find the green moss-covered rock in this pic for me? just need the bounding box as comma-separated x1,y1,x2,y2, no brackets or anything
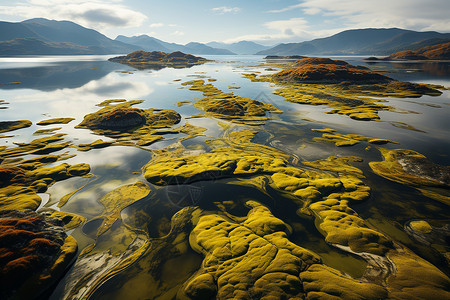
182,80,282,126
109,51,209,69
76,100,182,147
369,148,450,205
183,201,320,299
36,118,74,125
0,120,32,133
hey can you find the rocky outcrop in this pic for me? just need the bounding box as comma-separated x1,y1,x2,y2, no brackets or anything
109,51,209,69
273,57,392,83
0,210,77,299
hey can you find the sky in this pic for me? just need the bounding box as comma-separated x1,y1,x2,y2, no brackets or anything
0,0,449,46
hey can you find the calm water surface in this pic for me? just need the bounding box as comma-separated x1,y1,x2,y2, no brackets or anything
1,54,449,299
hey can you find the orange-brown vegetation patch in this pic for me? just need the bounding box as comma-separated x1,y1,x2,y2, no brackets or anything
274,57,392,83
388,42,450,60
0,210,67,298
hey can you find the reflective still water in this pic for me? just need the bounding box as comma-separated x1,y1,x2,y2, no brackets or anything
1,54,449,299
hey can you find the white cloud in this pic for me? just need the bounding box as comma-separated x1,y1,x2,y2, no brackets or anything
171,30,184,36
224,17,313,44
270,0,450,32
267,4,303,13
211,6,241,14
150,23,164,28
0,0,147,30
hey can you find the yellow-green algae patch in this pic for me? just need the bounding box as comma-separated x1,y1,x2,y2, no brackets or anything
245,57,444,121
0,141,91,211
181,200,389,300
0,134,70,158
0,120,32,133
182,80,282,126
311,127,336,133
140,130,450,298
33,127,62,135
409,220,433,234
95,182,152,236
313,131,396,147
177,100,192,107
369,147,450,205
96,99,127,107
74,139,115,151
36,118,75,125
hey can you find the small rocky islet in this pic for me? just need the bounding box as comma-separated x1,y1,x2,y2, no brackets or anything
1,50,449,299
108,50,210,69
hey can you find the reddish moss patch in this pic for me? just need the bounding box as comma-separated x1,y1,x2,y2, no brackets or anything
0,167,25,187
388,42,450,60
0,210,68,299
274,57,391,83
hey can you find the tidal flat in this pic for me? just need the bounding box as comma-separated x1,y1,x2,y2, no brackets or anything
0,54,449,299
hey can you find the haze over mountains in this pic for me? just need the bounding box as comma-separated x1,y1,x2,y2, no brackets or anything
0,18,449,57
115,35,235,55
258,28,450,56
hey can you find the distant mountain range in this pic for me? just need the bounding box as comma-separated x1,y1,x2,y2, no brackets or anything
205,41,272,55
0,18,140,55
258,28,450,56
115,35,235,55
0,18,240,56
1,19,449,57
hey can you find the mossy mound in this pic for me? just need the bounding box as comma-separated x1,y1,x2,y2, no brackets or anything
36,118,74,126
182,200,391,300
0,138,91,211
0,120,32,133
143,131,450,298
273,57,391,84
313,131,395,147
386,42,450,60
409,220,433,234
0,210,77,300
182,80,282,126
109,51,209,69
76,100,182,147
183,200,321,299
369,148,450,204
241,57,443,121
